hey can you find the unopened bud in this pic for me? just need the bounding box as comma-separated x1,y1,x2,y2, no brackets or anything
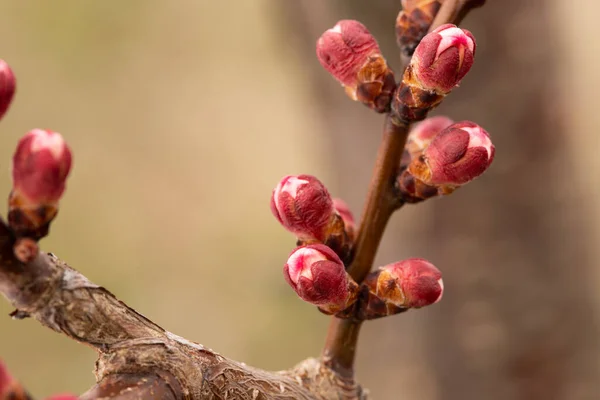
332,198,356,242
9,129,72,238
283,244,350,310
409,121,494,186
316,20,396,112
405,115,454,159
45,395,78,400
395,0,442,56
271,175,334,242
0,360,29,399
412,24,476,94
0,59,16,121
373,258,443,309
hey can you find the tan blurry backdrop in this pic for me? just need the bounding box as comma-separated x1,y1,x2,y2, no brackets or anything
0,1,599,399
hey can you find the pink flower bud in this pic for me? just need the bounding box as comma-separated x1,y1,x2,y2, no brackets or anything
0,59,16,121
316,20,381,88
405,115,454,158
411,24,475,93
410,121,494,186
332,198,356,241
283,244,349,307
270,175,334,242
12,129,73,206
383,258,443,308
45,395,78,400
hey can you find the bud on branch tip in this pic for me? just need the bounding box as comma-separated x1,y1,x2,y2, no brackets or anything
12,129,72,207
412,24,475,93
270,175,334,242
284,244,349,308
0,59,16,121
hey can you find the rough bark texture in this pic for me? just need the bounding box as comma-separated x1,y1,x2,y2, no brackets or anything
0,219,367,399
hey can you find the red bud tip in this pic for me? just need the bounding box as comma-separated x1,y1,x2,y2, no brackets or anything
332,198,356,240
411,24,475,93
45,395,78,400
12,129,72,206
406,115,454,157
412,121,494,186
270,175,334,241
0,360,11,394
316,20,381,87
385,258,443,308
284,244,349,307
0,59,16,121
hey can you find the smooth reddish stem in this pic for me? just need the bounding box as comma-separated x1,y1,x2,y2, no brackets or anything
322,0,486,377
323,116,409,374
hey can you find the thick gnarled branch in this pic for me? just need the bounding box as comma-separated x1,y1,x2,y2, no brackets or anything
0,219,365,399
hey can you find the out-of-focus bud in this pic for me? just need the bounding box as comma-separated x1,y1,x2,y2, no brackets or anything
392,24,476,122
412,24,476,93
9,129,73,239
404,115,454,159
45,395,79,400
395,0,442,56
0,59,16,121
409,121,494,186
283,244,352,313
367,258,443,312
271,175,334,242
316,20,396,113
332,198,356,242
0,360,29,400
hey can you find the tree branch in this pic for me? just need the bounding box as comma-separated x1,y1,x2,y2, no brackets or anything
321,0,487,379
0,219,366,399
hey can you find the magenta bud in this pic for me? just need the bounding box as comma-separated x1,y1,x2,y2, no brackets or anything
411,24,475,93
284,244,349,307
0,59,16,121
45,395,79,400
385,258,443,308
406,115,454,157
316,20,381,87
412,121,494,186
270,174,335,241
332,198,356,241
12,129,73,206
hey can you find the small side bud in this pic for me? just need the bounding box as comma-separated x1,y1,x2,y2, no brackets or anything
316,20,396,112
370,258,443,309
405,115,454,159
9,129,73,239
395,0,442,56
45,395,78,400
284,244,351,312
409,121,494,186
391,25,476,122
412,24,476,93
0,59,16,121
332,198,356,242
270,175,334,242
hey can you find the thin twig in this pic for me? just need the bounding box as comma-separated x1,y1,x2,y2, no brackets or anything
322,0,487,378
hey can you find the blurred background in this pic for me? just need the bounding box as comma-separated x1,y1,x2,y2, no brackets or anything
0,1,599,399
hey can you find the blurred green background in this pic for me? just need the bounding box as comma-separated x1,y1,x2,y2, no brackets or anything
0,1,599,399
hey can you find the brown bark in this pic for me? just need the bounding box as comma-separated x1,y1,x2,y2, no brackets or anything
0,218,367,399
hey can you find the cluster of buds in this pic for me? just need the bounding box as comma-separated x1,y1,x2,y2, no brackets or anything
1,359,76,400
9,129,72,239
316,20,396,113
270,175,354,259
397,118,494,202
283,244,357,314
392,24,476,122
356,258,443,320
395,0,442,56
